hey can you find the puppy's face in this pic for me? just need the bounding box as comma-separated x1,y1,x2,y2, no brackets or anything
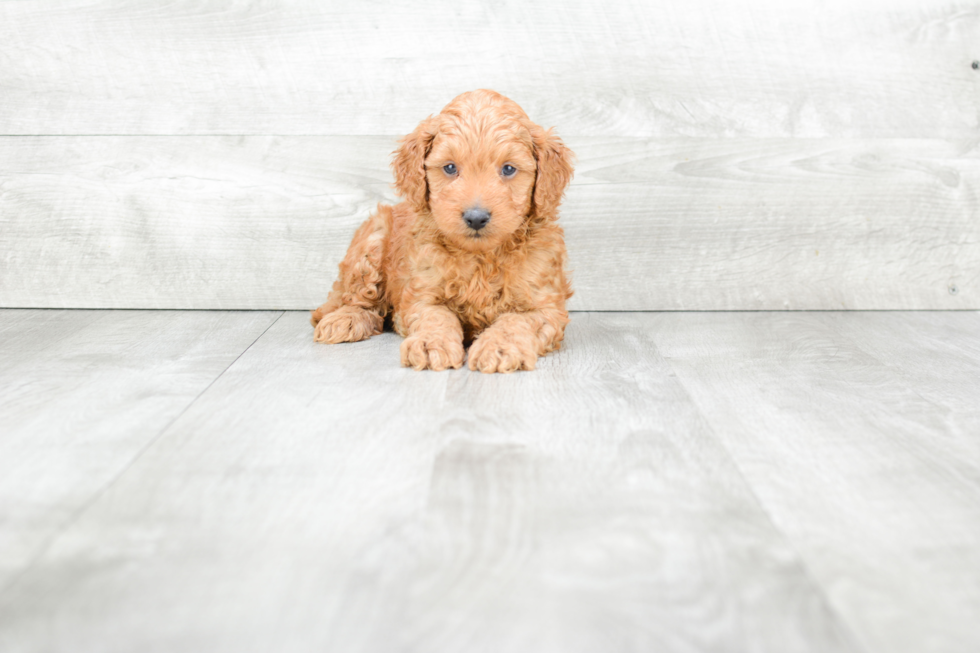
393,90,574,252
424,125,537,251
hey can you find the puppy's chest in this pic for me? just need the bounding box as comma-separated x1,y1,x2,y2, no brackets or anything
442,257,526,326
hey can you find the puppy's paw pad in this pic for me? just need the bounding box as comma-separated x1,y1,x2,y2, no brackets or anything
467,333,537,374
314,307,382,343
400,333,464,371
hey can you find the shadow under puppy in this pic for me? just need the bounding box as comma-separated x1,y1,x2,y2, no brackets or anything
311,89,574,373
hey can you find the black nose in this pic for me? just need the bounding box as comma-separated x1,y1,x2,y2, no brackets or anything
463,208,491,231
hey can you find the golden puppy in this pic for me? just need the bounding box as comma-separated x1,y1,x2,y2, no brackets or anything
311,89,574,373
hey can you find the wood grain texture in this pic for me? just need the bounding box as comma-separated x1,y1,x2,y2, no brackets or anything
1,136,977,310
0,1,977,137
0,311,860,653
821,311,980,448
0,309,281,595
652,311,980,653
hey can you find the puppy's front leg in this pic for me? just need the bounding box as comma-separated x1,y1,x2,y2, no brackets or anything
468,309,569,373
399,304,465,371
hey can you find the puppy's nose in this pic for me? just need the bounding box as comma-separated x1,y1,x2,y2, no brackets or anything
462,207,491,231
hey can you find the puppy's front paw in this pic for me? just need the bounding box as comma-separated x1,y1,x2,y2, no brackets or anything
314,306,382,343
468,329,537,373
400,332,464,371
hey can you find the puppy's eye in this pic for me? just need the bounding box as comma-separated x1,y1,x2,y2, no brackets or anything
501,164,517,177
443,163,457,176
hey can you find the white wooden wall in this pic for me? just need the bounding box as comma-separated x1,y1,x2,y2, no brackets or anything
1,0,977,310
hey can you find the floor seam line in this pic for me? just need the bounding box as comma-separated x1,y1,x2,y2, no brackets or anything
655,335,873,653
0,310,285,603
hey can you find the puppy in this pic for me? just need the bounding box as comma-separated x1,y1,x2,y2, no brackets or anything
311,89,574,373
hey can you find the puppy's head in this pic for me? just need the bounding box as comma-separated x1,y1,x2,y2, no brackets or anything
392,89,573,251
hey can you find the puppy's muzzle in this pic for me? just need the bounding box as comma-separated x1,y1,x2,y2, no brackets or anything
462,207,491,232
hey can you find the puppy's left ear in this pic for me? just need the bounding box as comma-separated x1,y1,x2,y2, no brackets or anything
530,125,575,220
392,116,438,214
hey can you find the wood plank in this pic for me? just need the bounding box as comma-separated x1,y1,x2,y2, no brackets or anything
652,311,980,653
0,1,976,137
571,137,980,310
0,312,860,653
820,311,980,449
1,136,977,310
0,309,281,594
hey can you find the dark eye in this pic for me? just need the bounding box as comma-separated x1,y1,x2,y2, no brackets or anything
443,163,457,176
501,164,517,177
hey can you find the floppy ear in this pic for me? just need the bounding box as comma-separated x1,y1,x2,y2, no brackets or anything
529,125,575,220
392,116,438,214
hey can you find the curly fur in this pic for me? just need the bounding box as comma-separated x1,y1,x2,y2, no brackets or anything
312,89,574,373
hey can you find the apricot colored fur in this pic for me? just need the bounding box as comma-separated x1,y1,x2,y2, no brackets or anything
312,90,574,373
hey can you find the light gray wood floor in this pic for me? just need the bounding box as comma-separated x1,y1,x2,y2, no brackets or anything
0,309,978,653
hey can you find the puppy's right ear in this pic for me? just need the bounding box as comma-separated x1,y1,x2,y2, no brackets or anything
392,116,438,214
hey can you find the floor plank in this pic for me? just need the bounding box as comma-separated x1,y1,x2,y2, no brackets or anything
0,310,281,594
652,311,980,653
0,312,858,653
821,311,980,453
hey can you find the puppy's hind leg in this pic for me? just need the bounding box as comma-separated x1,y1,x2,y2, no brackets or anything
312,205,392,343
